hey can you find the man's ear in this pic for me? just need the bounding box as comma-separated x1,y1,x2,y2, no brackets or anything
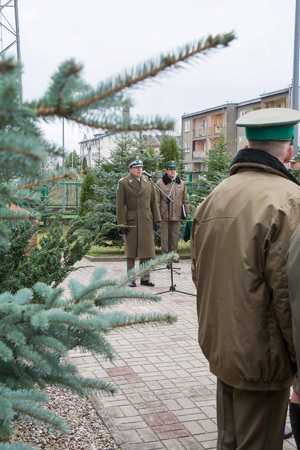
283,145,293,164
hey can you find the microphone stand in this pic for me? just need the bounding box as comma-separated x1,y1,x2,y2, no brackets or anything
144,172,196,297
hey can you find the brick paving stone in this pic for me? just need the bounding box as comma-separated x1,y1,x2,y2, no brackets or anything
183,420,206,435
94,369,111,379
128,364,147,373
105,406,126,418
117,421,148,431
65,259,297,450
142,413,165,427
157,412,179,424
139,427,161,442
138,406,168,415
156,428,190,440
163,399,183,411
129,443,165,450
82,355,97,363
179,387,200,397
120,429,142,444
145,381,167,391
126,393,144,404
176,397,198,409
201,439,218,450
201,405,217,419
78,370,98,378
179,436,206,450
119,405,139,416
140,372,168,381
173,408,202,417
199,419,217,433
120,385,150,394
179,414,207,424
107,366,136,376
157,390,186,399
163,439,187,450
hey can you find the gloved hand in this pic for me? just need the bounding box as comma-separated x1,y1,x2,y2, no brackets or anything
153,222,160,232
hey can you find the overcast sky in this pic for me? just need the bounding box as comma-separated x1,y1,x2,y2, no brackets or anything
15,0,297,153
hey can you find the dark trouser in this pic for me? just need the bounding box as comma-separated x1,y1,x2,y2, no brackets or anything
290,378,300,449
161,220,181,254
127,257,151,282
290,402,300,449
217,379,290,450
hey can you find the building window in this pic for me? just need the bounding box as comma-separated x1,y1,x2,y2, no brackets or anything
184,120,191,132
184,142,190,152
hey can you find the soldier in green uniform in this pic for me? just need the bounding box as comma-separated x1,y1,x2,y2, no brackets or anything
116,156,161,287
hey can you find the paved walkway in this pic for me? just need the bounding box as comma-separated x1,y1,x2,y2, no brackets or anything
63,258,296,450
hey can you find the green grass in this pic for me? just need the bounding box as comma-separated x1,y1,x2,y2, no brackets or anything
37,225,191,259
87,240,191,258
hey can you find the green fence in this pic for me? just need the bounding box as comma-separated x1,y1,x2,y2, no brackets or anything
42,181,82,212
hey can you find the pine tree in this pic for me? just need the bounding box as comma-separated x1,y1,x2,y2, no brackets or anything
159,135,181,170
79,169,99,216
207,127,231,178
189,127,232,210
81,156,88,174
65,150,81,172
0,32,235,449
0,215,93,294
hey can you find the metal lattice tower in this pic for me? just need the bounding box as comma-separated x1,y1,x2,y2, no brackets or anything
0,0,21,60
0,0,22,99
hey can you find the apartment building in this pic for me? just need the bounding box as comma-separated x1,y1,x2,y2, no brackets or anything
182,86,293,173
79,131,165,168
182,103,237,172
79,132,116,167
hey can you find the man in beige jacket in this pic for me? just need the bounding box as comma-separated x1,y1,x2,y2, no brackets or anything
191,108,300,450
155,160,190,257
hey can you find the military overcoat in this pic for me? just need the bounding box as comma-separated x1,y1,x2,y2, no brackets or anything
116,174,161,258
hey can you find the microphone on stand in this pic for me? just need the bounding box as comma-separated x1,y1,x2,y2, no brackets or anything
142,170,153,178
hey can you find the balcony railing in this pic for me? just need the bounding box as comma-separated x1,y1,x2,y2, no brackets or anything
195,126,207,137
192,151,203,159
194,124,222,137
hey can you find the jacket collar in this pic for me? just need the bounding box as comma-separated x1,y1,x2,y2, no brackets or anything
230,148,299,186
162,173,181,185
127,173,150,193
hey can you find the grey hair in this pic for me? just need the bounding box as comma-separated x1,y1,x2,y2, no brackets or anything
248,139,292,159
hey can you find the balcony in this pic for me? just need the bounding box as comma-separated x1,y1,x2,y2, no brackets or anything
194,124,222,137
192,151,202,159
195,126,207,137
208,124,222,135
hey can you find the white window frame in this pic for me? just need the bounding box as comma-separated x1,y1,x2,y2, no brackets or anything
184,120,191,133
184,141,190,152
